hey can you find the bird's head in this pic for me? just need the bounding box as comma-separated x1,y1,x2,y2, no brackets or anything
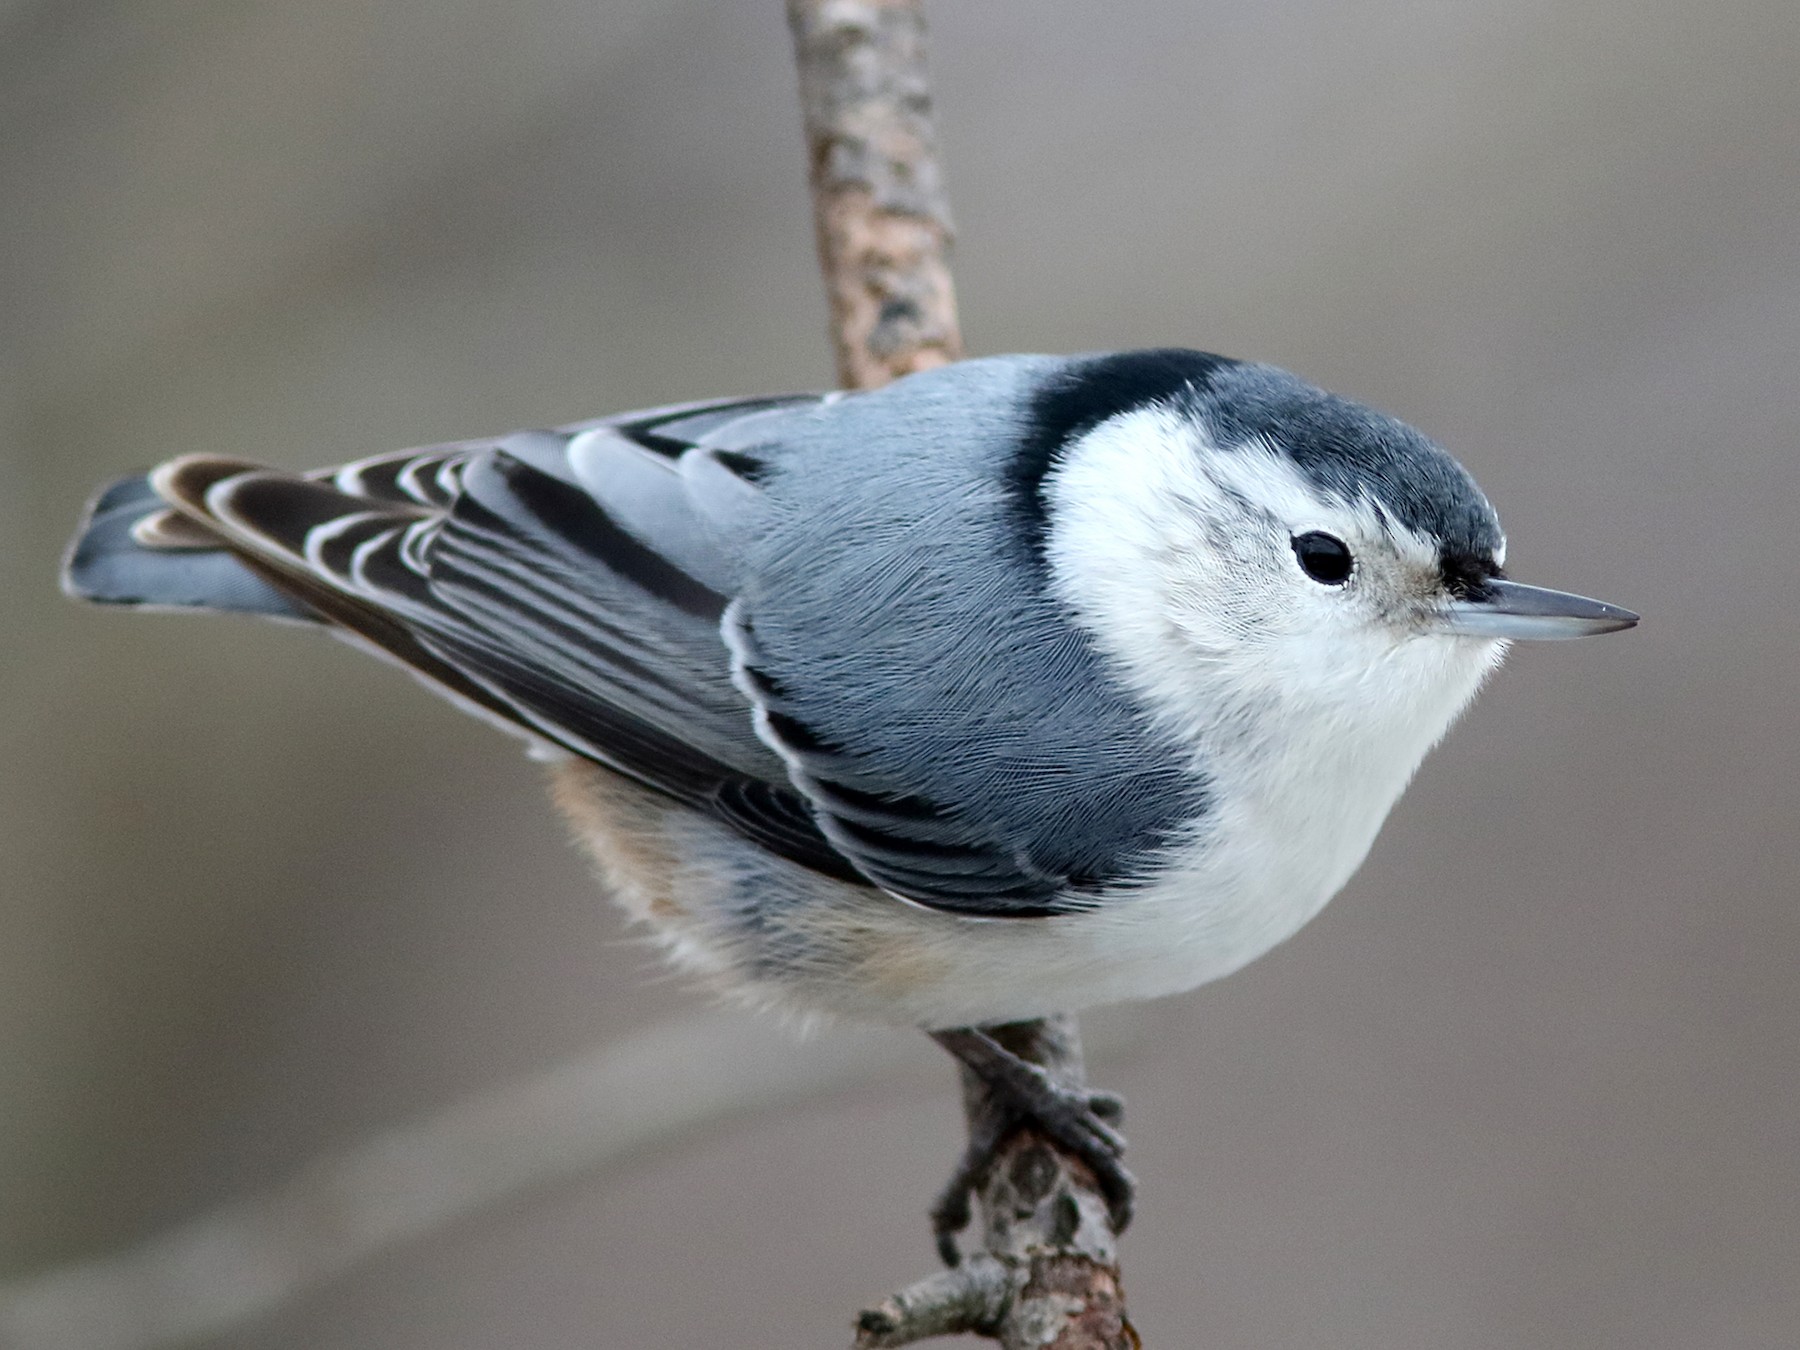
1035,353,1636,752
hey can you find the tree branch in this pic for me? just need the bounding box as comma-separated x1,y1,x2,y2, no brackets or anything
787,0,963,388
787,6,1141,1345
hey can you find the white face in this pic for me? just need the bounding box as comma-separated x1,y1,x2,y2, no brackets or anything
1041,405,1507,761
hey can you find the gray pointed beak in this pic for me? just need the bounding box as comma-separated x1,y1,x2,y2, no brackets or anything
1437,578,1639,640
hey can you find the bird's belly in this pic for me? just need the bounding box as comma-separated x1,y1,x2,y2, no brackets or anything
547,758,1387,1028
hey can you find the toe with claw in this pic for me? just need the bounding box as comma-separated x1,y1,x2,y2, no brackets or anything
928,1025,1136,1264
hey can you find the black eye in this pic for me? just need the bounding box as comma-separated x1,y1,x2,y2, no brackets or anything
1293,531,1353,585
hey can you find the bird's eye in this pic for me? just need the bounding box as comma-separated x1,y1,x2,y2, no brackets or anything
1292,531,1353,585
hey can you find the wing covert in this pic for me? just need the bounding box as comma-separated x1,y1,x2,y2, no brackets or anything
725,604,1083,917
94,367,1194,920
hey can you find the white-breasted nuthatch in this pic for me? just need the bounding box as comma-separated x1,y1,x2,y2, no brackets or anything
63,349,1636,1239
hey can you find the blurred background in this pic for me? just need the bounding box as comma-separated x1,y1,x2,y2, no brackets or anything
3,1,1797,1346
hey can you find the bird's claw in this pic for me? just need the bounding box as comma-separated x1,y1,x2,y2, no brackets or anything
928,1028,1135,1265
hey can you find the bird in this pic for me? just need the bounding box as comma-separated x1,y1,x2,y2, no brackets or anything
62,347,1637,1250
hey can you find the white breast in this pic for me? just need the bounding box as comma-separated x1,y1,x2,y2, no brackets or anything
1014,406,1506,1010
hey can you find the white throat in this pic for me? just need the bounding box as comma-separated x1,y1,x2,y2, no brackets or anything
1035,407,1505,995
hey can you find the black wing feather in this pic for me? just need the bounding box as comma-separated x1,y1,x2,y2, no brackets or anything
467,453,729,621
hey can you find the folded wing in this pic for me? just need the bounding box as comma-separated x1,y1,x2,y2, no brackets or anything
64,376,1164,917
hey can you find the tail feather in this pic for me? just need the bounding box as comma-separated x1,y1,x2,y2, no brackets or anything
130,507,224,551
61,474,317,621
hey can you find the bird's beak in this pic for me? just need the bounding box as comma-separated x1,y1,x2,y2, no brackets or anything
1436,578,1639,640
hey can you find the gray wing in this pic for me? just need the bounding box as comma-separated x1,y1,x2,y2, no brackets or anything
725,607,1085,914
70,397,866,886
66,360,1201,917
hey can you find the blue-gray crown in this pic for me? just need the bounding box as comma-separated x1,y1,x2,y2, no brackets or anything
1012,349,1504,584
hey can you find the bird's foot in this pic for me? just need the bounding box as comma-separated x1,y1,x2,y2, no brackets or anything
928,1026,1134,1266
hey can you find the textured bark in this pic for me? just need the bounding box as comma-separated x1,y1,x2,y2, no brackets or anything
849,1019,1140,1349
787,0,964,389
958,1018,1140,1350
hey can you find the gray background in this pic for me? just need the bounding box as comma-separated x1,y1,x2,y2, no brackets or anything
3,1,1797,1346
